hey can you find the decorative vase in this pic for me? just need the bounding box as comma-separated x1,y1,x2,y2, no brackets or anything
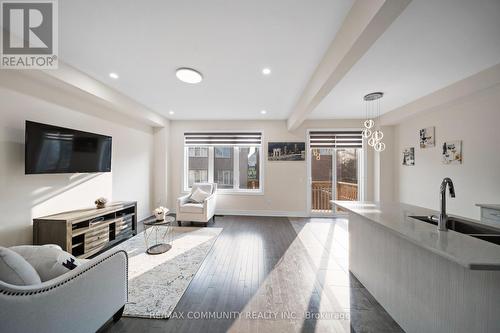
153,206,169,221
94,197,108,209
155,211,165,221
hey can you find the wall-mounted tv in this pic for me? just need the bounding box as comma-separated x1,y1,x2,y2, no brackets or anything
25,121,112,174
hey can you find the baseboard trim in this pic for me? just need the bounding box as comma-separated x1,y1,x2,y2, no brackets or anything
170,208,308,218
216,209,308,218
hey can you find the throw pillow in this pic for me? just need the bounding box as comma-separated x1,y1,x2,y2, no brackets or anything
0,246,42,285
189,187,210,203
10,245,79,282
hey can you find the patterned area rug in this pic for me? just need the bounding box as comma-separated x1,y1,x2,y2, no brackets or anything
112,226,222,319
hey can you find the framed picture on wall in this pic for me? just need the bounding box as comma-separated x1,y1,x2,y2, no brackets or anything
402,147,415,166
442,140,462,164
419,126,435,148
268,142,305,161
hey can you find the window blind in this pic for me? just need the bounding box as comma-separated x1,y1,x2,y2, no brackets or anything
184,132,262,146
309,130,363,149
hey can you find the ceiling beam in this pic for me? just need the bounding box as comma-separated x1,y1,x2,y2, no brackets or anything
43,62,169,127
287,0,411,131
0,62,168,128
380,63,500,125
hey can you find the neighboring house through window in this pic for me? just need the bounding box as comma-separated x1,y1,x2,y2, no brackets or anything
184,132,263,193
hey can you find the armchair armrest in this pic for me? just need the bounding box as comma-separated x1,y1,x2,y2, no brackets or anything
203,192,217,218
0,249,128,333
203,192,216,205
177,194,191,207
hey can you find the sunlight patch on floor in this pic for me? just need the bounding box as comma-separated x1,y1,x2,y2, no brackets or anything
113,227,222,280
227,218,352,333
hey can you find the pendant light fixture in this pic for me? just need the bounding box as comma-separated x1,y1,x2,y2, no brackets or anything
362,92,386,152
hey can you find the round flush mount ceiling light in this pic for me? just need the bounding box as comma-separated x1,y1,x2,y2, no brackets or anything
109,72,119,79
260,110,267,115
262,68,271,75
176,68,203,84
169,110,175,115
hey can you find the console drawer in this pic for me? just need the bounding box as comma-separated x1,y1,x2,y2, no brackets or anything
84,235,109,253
85,225,109,239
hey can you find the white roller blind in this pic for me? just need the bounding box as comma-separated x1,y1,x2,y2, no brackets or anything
309,130,363,149
184,132,262,146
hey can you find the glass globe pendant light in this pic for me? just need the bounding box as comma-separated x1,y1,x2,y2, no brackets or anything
364,119,374,129
374,141,386,152
362,92,386,152
373,130,384,141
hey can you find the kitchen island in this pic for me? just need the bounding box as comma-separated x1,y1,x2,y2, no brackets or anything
333,201,500,333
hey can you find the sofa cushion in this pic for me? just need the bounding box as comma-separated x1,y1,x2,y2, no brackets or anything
10,245,80,282
192,183,214,195
189,187,210,203
180,203,204,214
0,246,41,285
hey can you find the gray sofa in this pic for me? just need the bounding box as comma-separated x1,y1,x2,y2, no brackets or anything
0,249,128,333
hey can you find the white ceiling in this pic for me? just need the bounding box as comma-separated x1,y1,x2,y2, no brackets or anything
59,0,354,120
312,0,500,119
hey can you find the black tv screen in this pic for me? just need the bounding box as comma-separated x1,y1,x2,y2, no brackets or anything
25,121,112,174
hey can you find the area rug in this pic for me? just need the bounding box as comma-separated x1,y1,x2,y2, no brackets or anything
111,226,222,319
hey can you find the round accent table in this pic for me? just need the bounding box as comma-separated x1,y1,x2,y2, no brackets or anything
143,216,175,255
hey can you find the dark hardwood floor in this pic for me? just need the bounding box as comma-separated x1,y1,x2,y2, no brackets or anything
103,216,403,333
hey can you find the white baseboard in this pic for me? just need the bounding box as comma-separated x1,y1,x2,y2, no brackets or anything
215,209,308,218
170,208,308,218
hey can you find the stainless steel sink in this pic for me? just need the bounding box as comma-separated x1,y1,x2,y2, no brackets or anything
409,215,500,246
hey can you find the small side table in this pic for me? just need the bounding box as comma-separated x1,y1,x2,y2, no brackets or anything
143,216,175,255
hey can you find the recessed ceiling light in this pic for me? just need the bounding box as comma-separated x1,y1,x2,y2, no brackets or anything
169,110,175,115
260,110,267,115
262,68,271,75
176,68,203,84
109,72,119,79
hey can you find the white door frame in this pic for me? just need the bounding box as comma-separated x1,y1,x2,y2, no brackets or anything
306,128,367,217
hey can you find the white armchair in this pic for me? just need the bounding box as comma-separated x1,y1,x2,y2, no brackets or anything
0,249,128,333
177,183,217,226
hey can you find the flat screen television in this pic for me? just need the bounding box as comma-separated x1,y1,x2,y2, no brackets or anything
25,121,112,174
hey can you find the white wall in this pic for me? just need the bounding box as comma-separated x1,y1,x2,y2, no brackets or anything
374,126,395,202
0,87,155,246
153,125,170,208
168,119,374,216
394,85,500,220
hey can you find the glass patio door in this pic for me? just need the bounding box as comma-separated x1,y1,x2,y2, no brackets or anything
333,149,360,213
309,130,364,216
311,148,334,214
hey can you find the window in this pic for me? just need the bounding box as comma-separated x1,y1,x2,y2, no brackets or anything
184,132,263,193
214,146,234,189
239,147,259,189
216,170,233,186
215,147,231,158
187,147,208,187
189,147,208,158
189,170,208,186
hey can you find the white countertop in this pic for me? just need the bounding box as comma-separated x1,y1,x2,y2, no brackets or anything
333,201,500,270
476,203,500,210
